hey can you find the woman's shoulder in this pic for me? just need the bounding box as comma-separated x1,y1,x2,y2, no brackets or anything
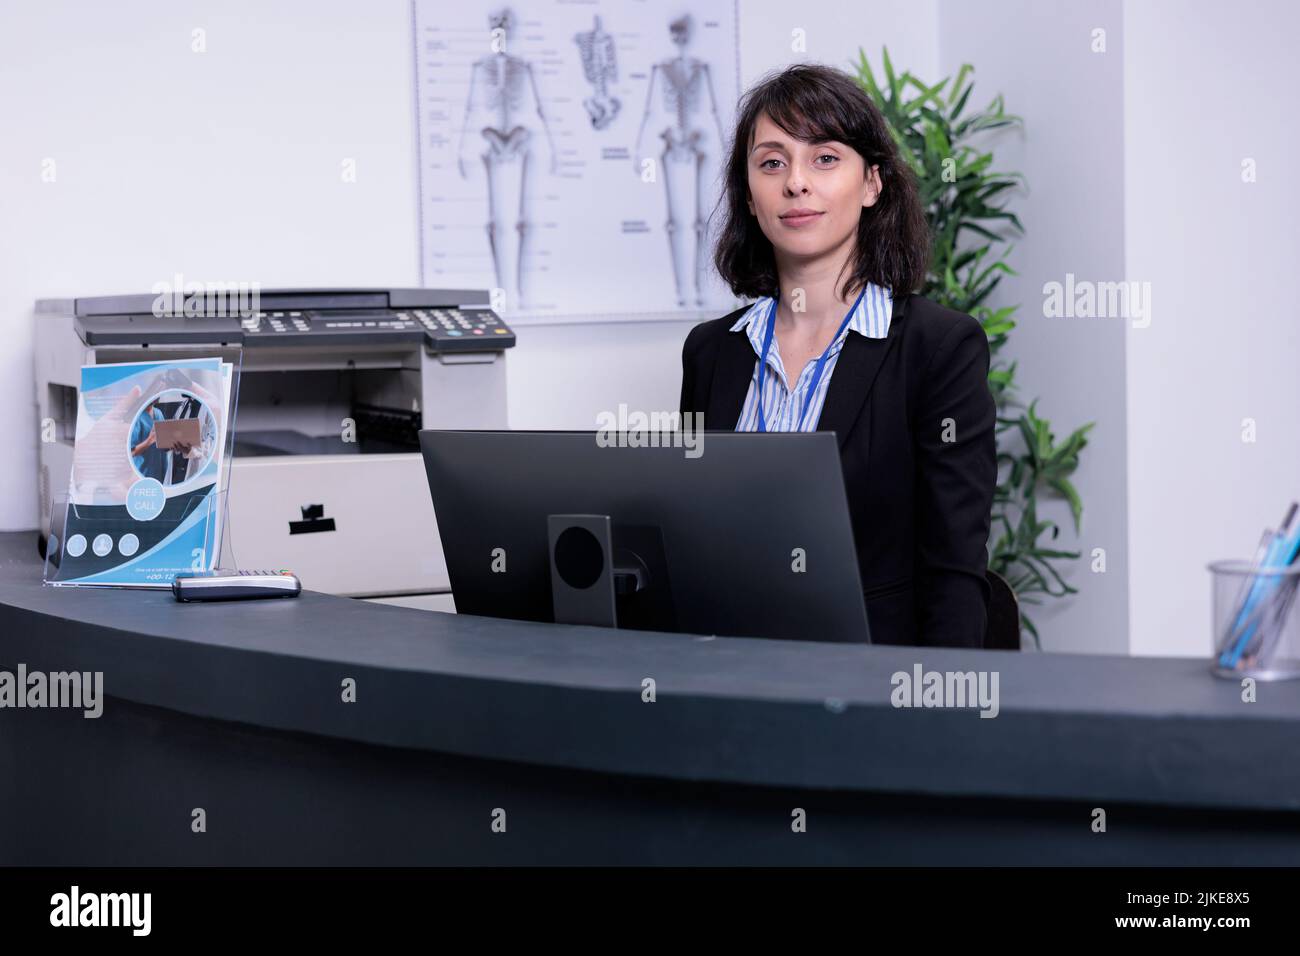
897,293,988,363
900,293,985,340
682,303,754,359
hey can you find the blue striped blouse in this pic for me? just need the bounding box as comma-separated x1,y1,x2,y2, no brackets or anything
731,282,893,431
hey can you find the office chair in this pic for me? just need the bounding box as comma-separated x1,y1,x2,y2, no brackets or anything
983,568,1022,650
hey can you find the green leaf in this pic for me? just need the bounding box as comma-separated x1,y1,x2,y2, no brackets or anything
948,74,973,120
902,77,948,114
882,46,900,100
1048,477,1084,532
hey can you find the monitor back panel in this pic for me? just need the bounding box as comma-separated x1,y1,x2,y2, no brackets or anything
420,430,869,643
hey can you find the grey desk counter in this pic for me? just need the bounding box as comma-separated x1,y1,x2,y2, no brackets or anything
1,532,1297,865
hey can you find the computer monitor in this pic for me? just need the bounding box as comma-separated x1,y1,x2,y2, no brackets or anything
419,430,870,643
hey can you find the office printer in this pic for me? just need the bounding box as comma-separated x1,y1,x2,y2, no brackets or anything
34,288,512,598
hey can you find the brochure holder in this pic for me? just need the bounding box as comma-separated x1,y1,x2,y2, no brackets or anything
43,489,227,588
43,350,243,589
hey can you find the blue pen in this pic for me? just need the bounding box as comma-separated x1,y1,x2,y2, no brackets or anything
1246,536,1300,663
1253,555,1300,665
1223,527,1275,646
1221,504,1300,668
1219,505,1294,667
1224,527,1285,641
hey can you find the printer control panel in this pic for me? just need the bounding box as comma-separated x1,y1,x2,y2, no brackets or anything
408,307,513,343
68,289,516,353
238,306,512,352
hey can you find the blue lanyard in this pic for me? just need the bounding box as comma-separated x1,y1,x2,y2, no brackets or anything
755,284,868,432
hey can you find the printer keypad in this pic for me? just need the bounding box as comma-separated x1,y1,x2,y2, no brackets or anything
235,307,510,346
417,308,504,339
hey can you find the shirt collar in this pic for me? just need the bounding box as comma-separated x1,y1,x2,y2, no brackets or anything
729,283,894,355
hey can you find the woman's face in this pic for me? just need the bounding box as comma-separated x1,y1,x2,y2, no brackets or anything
746,112,881,266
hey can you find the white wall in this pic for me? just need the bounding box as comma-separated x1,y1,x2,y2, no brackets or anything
0,0,422,528
0,0,935,525
936,0,1300,657
1123,0,1300,656
939,0,1130,654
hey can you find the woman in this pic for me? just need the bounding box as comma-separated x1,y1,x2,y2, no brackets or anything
680,63,997,648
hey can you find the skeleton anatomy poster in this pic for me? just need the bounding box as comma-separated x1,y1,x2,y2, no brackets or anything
413,0,742,321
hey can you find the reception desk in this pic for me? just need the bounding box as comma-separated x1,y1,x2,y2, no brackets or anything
1,531,1298,865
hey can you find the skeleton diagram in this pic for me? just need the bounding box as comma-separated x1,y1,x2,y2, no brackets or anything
633,14,725,308
457,7,557,311
574,15,620,130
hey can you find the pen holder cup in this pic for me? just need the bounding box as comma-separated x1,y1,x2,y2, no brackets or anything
1209,559,1300,681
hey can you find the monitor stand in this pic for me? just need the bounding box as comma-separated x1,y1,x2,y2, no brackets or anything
547,515,676,632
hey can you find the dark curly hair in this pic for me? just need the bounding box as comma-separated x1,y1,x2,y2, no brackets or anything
712,62,930,301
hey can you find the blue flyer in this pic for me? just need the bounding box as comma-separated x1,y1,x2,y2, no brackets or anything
50,358,232,587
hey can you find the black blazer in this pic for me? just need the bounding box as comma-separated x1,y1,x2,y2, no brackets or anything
680,292,998,648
